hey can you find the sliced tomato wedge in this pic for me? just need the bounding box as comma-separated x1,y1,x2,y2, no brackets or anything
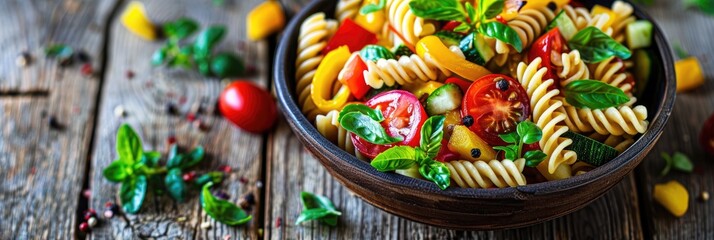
341,54,370,99
461,74,531,146
323,18,378,54
700,112,714,155
528,28,567,88
352,90,427,159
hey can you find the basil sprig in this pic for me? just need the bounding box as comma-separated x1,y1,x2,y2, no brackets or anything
408,0,468,21
339,104,402,145
371,116,451,190
568,27,632,63
296,191,342,226
493,121,547,167
563,80,631,109
660,152,694,176
479,21,523,53
201,182,252,225
360,0,387,15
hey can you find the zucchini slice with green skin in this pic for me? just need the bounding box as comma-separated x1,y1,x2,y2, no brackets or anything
426,83,463,116
459,33,494,66
360,45,395,62
392,44,414,57
626,20,654,50
634,49,652,98
547,10,578,40
563,131,619,167
434,31,464,47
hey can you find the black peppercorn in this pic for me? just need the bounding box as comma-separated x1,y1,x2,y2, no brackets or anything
496,78,509,91
166,103,179,115
75,50,90,63
48,116,64,130
462,115,474,127
547,2,557,11
470,148,481,158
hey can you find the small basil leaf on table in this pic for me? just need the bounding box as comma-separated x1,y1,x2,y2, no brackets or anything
152,46,169,66
371,146,418,171
45,44,74,59
568,27,632,63
478,0,504,20
194,171,225,187
166,144,184,169
120,175,148,214
672,152,694,173
360,0,386,15
420,115,446,159
116,124,143,163
524,150,547,167
193,26,226,59
165,168,187,202
183,146,205,169
103,160,133,183
408,0,468,21
211,52,245,78
163,18,199,41
298,191,341,226
660,152,673,176
563,80,630,109
340,112,402,145
494,146,518,160
479,21,523,52
201,182,252,225
517,121,542,145
301,191,339,211
339,104,385,122
418,160,451,190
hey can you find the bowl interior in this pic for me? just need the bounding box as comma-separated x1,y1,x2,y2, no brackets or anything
275,0,675,198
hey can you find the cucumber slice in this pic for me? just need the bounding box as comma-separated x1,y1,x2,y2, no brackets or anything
563,131,619,167
634,49,652,98
426,83,463,116
434,31,464,47
547,10,578,40
459,33,494,66
393,44,414,57
360,45,396,62
626,20,654,49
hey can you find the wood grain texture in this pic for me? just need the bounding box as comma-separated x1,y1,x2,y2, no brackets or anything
636,2,714,239
265,121,643,240
0,0,116,238
87,0,268,239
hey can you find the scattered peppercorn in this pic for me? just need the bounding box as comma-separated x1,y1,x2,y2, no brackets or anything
84,209,97,221
213,190,231,200
79,222,90,233
462,115,474,127
103,209,114,219
114,105,126,118
275,217,282,228
87,217,98,227
186,113,196,122
167,135,177,146
547,2,557,11
701,191,710,202
239,177,249,184
48,116,63,130
83,189,92,199
126,70,135,79
238,193,255,209
16,52,31,67
218,165,232,174
80,63,93,76
166,103,179,115
75,50,90,63
59,56,74,67
496,78,509,91
470,148,481,158
182,171,197,182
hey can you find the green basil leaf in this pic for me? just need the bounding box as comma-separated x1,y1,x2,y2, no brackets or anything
301,191,339,211
165,168,187,202
371,146,418,171
465,2,477,23
193,26,226,58
498,132,519,144
210,52,245,78
517,121,542,145
479,21,523,52
182,146,205,169
152,46,169,66
660,152,673,176
684,0,714,16
672,152,694,173
393,44,414,57
45,44,73,59
200,182,252,225
340,112,402,145
420,115,446,159
141,151,161,168
163,18,199,41
563,80,631,109
194,171,225,187
116,124,143,163
478,0,504,20
339,104,385,122
360,45,396,62
453,22,472,33
494,146,518,160
166,144,184,169
295,208,342,226
408,0,467,21
568,27,632,63
418,160,451,190
103,160,133,183
524,150,547,167
360,0,386,15
120,175,147,214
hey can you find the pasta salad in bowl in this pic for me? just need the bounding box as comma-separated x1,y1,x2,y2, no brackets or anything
275,0,675,229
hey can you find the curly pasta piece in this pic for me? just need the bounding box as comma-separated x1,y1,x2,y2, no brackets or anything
517,58,577,176
554,50,590,87
561,5,613,35
611,1,635,43
497,7,555,54
296,13,338,120
445,159,527,189
363,53,452,88
315,110,359,156
335,0,362,22
562,105,649,136
589,57,633,95
386,0,436,45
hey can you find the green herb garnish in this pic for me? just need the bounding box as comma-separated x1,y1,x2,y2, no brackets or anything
684,0,714,16
338,104,402,145
568,27,632,63
296,191,342,226
660,152,694,176
201,182,252,225
492,121,547,167
562,80,631,109
360,0,387,15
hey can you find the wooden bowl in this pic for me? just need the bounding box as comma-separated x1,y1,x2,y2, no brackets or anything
274,0,675,230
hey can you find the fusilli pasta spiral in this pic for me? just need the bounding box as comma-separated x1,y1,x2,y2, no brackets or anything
445,159,527,189
496,7,555,56
611,1,635,43
296,13,338,120
335,0,362,22
386,0,436,45
554,50,590,87
589,56,633,95
561,105,649,136
517,58,577,176
561,5,613,36
363,53,452,89
315,110,359,156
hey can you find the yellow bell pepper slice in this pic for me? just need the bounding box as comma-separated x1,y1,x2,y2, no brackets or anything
247,0,285,41
676,57,705,92
591,5,616,29
403,81,443,99
121,1,157,41
654,180,689,217
312,46,352,112
416,36,491,81
520,0,568,10
354,0,386,34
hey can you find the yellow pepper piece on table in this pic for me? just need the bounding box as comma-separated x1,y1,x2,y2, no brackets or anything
416,36,491,81
121,1,157,41
676,57,705,92
354,0,386,34
653,180,689,217
312,46,352,113
247,0,285,41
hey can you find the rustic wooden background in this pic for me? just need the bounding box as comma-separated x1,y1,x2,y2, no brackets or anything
0,0,712,239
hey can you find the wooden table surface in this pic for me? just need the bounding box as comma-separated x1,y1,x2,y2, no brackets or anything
0,0,712,239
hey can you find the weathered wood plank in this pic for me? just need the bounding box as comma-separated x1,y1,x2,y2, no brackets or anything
265,120,643,240
0,0,116,238
636,2,714,239
87,0,268,239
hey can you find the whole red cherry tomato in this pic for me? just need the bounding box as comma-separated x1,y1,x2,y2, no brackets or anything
219,81,277,133
461,74,531,146
528,28,567,87
352,90,427,158
700,112,714,155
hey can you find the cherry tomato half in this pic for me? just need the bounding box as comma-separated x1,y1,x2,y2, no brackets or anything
461,74,531,146
219,81,277,133
352,90,427,158
528,28,567,87
700,112,714,155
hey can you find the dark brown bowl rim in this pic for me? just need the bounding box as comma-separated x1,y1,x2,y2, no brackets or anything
274,0,676,198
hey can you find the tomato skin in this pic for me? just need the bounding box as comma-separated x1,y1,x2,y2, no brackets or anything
441,21,463,32
352,90,427,158
528,28,566,87
700,112,714,155
323,19,378,54
445,77,472,93
461,74,531,146
219,81,277,133
342,55,371,99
